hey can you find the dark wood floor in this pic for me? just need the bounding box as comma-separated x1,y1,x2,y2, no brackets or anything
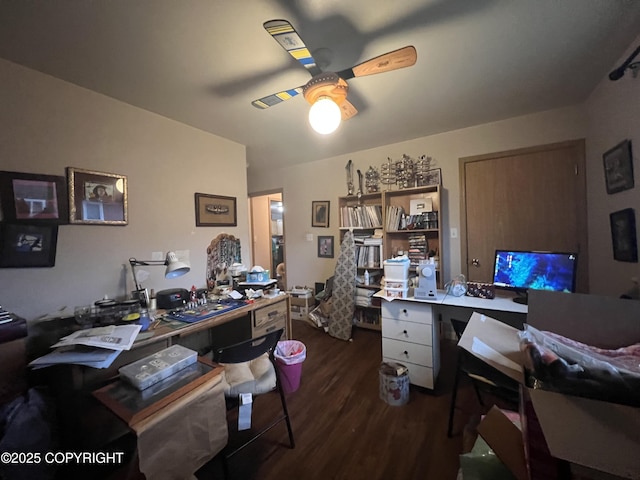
197,320,486,480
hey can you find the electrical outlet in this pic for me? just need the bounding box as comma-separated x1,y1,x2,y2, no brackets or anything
451,228,458,239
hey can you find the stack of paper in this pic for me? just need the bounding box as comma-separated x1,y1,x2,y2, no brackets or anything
29,324,142,369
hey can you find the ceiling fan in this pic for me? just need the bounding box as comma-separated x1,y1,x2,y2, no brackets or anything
251,19,417,134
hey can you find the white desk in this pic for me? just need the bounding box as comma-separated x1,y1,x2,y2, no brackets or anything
375,290,527,389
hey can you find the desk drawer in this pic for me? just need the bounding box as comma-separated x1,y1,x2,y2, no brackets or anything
381,301,432,325
382,338,432,367
252,302,287,337
381,318,432,346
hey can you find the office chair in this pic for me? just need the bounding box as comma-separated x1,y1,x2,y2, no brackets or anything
447,318,519,437
213,328,295,476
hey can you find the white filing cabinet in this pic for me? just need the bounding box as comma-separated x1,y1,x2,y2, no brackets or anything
381,299,440,389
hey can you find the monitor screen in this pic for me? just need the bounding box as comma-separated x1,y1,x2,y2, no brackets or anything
492,250,577,304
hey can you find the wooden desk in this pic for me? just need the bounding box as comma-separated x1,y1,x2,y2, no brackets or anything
134,292,292,350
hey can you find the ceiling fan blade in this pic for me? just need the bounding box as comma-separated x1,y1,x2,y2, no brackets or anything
251,87,303,109
263,19,322,77
340,100,358,121
337,46,417,80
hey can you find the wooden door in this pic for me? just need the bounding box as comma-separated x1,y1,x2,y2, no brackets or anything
459,140,588,293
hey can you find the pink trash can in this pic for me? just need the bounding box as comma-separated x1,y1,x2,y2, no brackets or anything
274,340,306,394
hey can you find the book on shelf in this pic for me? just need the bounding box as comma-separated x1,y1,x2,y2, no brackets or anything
340,204,383,228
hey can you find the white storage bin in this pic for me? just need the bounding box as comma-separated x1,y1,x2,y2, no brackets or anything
383,258,410,280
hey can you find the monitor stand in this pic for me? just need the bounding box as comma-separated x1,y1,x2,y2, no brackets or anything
513,291,528,305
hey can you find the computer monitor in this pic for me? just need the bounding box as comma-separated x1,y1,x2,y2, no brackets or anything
492,250,578,304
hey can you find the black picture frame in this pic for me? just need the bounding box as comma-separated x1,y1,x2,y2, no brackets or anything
610,208,638,262
195,193,237,227
312,200,330,228
67,167,128,225
0,171,68,224
0,223,58,268
318,235,334,258
603,140,634,194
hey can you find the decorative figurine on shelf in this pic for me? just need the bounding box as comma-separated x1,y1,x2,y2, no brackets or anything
415,155,433,187
395,154,416,189
380,157,396,190
346,159,354,196
365,166,380,193
356,169,363,198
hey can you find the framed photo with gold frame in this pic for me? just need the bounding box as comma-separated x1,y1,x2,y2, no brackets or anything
0,171,68,224
195,193,237,227
67,167,128,225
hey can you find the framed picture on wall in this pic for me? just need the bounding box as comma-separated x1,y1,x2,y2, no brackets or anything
318,235,334,258
610,208,638,262
0,171,68,224
67,167,128,225
312,200,330,228
603,140,634,194
0,223,59,268
195,193,237,226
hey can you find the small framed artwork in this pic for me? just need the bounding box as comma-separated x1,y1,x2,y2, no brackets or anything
610,208,638,262
312,200,330,228
603,140,634,194
195,193,237,227
420,168,442,187
0,223,59,268
318,235,334,258
0,171,68,224
67,167,128,225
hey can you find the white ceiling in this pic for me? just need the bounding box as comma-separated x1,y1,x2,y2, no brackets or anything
1,0,639,170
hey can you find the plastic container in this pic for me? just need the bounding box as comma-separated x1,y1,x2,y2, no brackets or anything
383,286,409,298
379,362,409,406
383,258,410,280
382,278,409,289
274,340,306,393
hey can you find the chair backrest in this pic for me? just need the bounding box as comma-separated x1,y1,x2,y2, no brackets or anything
450,318,467,340
214,328,284,364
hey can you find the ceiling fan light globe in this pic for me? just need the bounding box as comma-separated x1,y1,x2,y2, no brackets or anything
309,96,341,135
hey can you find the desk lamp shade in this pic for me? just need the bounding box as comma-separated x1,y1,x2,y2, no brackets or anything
164,251,190,278
129,251,190,291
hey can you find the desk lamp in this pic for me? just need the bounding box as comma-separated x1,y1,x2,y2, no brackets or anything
129,252,190,304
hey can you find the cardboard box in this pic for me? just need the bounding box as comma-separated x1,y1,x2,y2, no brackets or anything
290,304,310,320
459,290,640,479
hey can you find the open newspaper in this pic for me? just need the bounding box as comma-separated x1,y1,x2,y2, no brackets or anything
29,324,142,369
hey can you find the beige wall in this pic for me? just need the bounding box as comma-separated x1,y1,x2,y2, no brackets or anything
0,59,250,321
249,36,640,297
248,106,587,291
584,36,640,296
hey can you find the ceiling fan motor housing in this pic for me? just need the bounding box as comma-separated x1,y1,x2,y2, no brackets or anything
303,72,349,105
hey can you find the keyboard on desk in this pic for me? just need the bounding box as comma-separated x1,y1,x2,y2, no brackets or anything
166,301,246,323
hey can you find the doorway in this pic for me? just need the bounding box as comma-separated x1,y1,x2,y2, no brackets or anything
459,139,588,292
249,191,286,290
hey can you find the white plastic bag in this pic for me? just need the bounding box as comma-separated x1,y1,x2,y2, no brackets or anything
274,340,306,365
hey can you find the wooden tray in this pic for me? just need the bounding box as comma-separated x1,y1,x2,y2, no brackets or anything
93,356,223,426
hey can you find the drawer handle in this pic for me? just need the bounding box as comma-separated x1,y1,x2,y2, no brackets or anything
403,330,408,336
402,309,407,315
403,350,408,356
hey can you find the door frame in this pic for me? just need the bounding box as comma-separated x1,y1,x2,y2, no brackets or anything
459,139,588,292
249,188,286,286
